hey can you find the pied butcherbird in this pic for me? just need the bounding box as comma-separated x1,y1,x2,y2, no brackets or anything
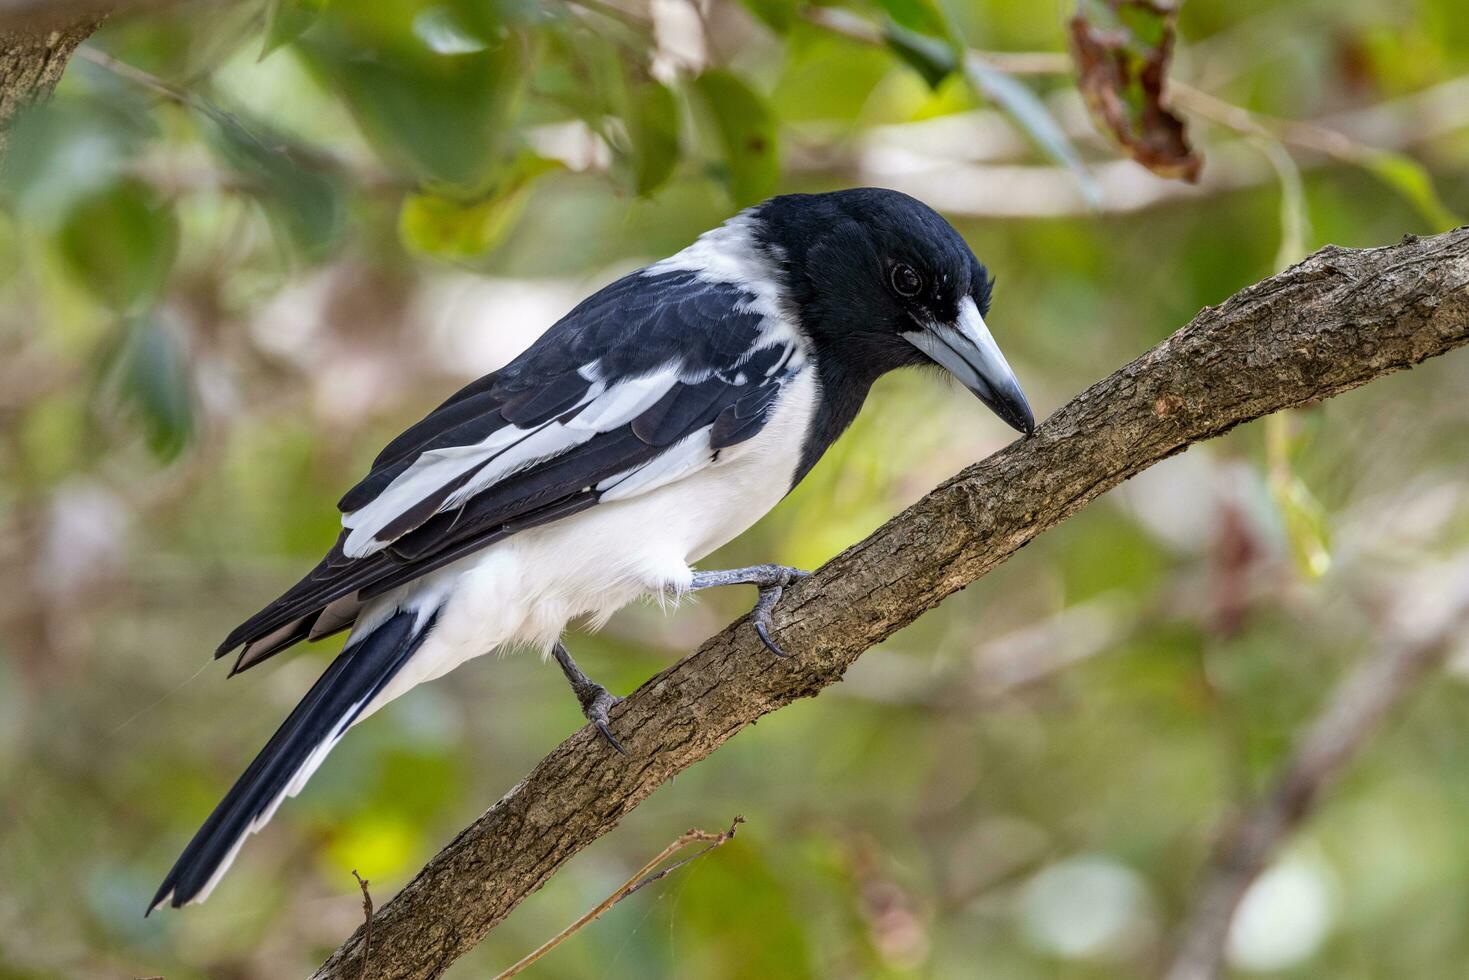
150,187,1035,912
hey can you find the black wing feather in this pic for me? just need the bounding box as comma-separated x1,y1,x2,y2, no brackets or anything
497,371,593,427
631,376,729,447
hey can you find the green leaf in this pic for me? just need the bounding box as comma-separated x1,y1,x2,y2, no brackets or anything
260,0,324,59
399,191,521,257
624,80,682,196
872,0,950,38
737,0,798,33
536,33,679,196
299,12,531,190
398,153,559,257
963,54,1101,206
1360,152,1463,233
56,180,178,314
881,19,957,89
204,110,345,258
114,315,195,461
531,27,628,127
693,70,780,207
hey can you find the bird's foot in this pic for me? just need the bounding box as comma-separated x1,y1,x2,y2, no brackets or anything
687,564,810,659
551,642,627,755
580,684,627,755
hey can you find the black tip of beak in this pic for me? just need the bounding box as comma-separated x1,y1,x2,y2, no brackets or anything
986,383,1035,437
1005,405,1036,437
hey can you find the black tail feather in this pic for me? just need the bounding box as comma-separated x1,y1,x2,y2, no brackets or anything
148,608,437,914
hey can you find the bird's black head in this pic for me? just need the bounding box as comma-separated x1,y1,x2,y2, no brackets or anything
754,188,1034,435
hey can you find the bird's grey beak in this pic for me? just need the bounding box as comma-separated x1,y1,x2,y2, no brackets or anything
902,296,1036,435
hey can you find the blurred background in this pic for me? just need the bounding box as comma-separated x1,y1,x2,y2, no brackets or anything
2,0,1469,976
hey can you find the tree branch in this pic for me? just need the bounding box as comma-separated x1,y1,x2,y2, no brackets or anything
307,226,1469,979
1162,561,1469,980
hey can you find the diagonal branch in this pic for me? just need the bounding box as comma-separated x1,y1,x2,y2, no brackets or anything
313,228,1469,979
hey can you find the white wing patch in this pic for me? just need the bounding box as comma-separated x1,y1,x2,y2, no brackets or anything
566,363,679,431
439,420,584,510
597,427,713,501
341,420,570,558
341,365,683,558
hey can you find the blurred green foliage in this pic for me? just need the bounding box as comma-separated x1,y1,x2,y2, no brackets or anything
2,0,1469,978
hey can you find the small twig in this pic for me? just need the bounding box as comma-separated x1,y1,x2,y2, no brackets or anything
351,870,374,980
75,45,405,191
492,816,744,980
75,45,198,107
1169,82,1375,166
800,5,1071,76
1163,565,1469,980
800,6,880,45
562,0,652,34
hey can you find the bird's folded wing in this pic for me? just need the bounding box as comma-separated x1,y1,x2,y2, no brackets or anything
217,268,804,672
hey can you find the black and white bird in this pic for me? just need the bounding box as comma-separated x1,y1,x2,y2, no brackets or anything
149,187,1035,912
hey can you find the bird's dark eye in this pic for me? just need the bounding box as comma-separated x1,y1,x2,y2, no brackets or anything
890,263,923,298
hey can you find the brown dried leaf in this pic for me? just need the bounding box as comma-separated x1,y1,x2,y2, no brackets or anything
1068,0,1201,182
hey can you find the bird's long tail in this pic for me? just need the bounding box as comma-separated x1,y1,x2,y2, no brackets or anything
148,606,438,914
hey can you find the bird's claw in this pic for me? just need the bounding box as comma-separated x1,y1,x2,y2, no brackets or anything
749,566,808,659
552,641,627,755
753,616,791,658
581,685,627,755
594,719,626,755
685,563,808,660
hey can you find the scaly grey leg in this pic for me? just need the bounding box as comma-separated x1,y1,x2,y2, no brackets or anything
685,563,810,658
551,642,626,755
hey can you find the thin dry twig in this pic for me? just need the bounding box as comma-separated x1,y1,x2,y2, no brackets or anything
1169,82,1388,168
74,45,405,191
352,871,374,980
492,816,744,980
74,45,192,104
1163,564,1469,980
800,6,1072,78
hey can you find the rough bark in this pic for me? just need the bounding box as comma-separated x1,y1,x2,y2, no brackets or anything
314,228,1469,980
0,10,105,157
